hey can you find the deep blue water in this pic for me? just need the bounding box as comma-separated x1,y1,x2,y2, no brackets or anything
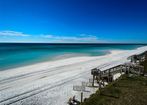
0,43,145,71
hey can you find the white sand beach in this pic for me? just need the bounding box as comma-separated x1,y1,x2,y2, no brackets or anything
0,46,147,105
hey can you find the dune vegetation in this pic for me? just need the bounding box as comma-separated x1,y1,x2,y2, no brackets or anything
82,55,147,105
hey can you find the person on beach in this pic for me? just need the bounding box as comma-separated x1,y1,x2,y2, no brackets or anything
73,96,80,104
68,96,80,105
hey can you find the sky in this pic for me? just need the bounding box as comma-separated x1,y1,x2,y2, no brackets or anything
0,0,146,43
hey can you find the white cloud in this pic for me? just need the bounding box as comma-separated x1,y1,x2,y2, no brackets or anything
0,31,30,37
41,34,53,38
41,34,102,43
0,30,107,43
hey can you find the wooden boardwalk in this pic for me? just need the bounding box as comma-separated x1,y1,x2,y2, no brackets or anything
91,51,147,87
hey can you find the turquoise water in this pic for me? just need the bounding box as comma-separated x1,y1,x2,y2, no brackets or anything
0,43,145,71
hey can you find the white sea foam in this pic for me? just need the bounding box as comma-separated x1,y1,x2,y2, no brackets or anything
0,46,147,105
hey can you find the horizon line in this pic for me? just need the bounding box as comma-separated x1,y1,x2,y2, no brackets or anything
0,42,147,45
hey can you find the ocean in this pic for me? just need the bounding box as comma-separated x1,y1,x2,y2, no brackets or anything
0,43,145,71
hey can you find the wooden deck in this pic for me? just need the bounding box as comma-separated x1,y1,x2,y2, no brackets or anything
91,51,147,87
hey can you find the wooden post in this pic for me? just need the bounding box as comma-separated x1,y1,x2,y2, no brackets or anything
108,69,111,82
99,72,102,93
102,79,105,86
120,66,122,75
81,92,83,103
92,75,95,87
120,66,123,79
143,66,145,76
99,80,101,90
125,66,128,74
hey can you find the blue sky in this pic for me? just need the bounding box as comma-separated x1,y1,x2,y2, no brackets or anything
0,0,146,43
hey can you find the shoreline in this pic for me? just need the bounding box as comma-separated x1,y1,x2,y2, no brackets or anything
0,50,124,80
0,48,110,71
0,46,147,105
0,45,142,71
0,49,111,71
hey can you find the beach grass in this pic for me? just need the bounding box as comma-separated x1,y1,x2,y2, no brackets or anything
82,74,147,105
